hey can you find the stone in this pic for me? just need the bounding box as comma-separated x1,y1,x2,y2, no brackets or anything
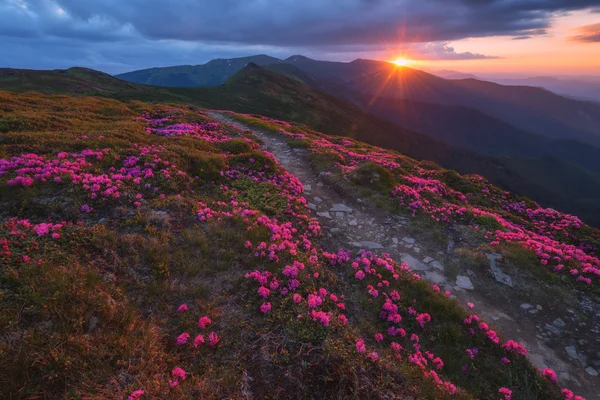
330,228,340,233
487,252,513,287
401,254,430,271
423,256,434,264
348,219,358,226
413,247,421,253
313,197,322,203
336,212,344,218
88,316,99,333
307,203,317,210
425,271,446,285
317,212,332,219
553,318,566,329
317,182,324,187
520,303,533,310
430,261,444,271
98,218,108,224
565,346,578,359
536,305,543,310
392,238,399,245
456,275,474,290
405,244,413,248
304,184,312,191
585,367,598,377
330,204,353,213
447,240,455,254
349,241,383,250
402,237,416,244
545,324,561,336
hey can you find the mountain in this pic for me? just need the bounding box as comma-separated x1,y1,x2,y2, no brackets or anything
117,55,600,147
431,70,479,80
264,63,600,175
344,64,600,146
484,75,600,102
4,64,600,227
116,54,282,87
5,89,593,400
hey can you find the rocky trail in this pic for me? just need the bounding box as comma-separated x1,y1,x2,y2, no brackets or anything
210,112,600,399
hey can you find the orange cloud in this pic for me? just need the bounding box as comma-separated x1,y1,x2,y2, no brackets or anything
569,23,600,43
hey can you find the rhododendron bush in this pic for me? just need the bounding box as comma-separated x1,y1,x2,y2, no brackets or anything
0,92,584,399
231,112,600,289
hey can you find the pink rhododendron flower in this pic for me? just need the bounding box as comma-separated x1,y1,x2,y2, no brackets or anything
356,338,366,353
499,387,512,400
208,332,220,346
128,390,145,400
176,332,190,345
198,316,212,329
260,302,272,313
543,368,558,383
177,304,188,312
193,334,205,348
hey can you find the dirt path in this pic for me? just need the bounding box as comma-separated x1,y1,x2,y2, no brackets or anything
209,112,599,398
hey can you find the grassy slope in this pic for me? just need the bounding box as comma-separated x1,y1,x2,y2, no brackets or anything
0,91,572,400
2,66,600,228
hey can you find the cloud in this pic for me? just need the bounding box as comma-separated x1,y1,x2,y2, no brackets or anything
569,23,600,42
0,0,598,72
411,43,499,60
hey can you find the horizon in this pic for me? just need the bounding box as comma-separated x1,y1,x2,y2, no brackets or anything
2,1,599,76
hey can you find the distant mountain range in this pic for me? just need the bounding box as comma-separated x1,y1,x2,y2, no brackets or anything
3,63,600,227
117,55,600,148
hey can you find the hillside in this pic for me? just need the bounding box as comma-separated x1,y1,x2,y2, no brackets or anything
3,65,600,228
117,55,600,146
265,64,600,175
116,55,282,87
1,90,596,399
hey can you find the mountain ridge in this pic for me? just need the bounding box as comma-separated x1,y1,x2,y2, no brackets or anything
3,64,600,227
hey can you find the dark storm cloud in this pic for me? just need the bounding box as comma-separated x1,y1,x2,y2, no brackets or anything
569,23,600,42
1,0,598,72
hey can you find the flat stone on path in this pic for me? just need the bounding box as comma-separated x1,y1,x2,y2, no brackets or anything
313,197,322,203
425,271,446,285
520,303,533,310
348,219,358,226
585,367,598,377
456,275,474,290
486,252,513,287
401,254,429,271
304,184,312,191
331,203,353,213
565,346,578,360
430,260,444,271
317,212,332,219
423,256,434,264
307,203,317,210
350,241,383,250
402,237,415,244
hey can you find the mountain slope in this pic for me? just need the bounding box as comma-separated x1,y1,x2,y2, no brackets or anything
345,64,600,146
117,55,600,146
116,55,282,87
266,63,600,175
3,65,600,227
4,90,592,400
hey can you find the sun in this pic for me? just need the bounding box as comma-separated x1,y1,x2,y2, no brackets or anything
392,57,413,67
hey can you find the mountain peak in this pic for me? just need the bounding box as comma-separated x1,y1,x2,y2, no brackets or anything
285,55,315,63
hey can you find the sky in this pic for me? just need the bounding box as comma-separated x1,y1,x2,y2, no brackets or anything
1,0,599,76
